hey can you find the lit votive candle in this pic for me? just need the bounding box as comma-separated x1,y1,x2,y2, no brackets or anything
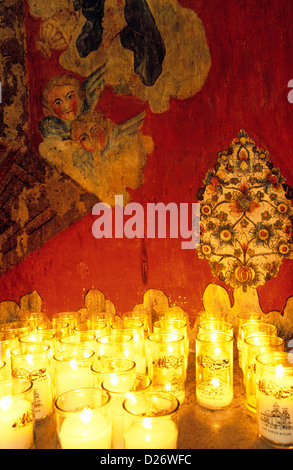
243,335,284,413
153,319,189,373
55,388,112,449
85,312,114,333
0,378,34,449
196,311,228,333
102,373,151,449
74,320,108,339
53,349,95,398
96,333,134,362
256,352,293,448
11,344,54,421
239,322,277,371
147,332,186,404
58,332,97,353
37,321,70,342
19,312,49,330
0,332,19,377
123,391,180,449
19,332,56,356
0,321,34,338
51,312,81,334
111,320,146,374
236,312,267,365
198,320,233,337
91,357,136,388
195,332,233,410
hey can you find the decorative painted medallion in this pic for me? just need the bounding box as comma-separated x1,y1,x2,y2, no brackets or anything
197,130,293,291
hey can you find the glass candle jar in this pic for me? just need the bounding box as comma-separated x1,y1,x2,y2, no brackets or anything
102,373,152,449
53,349,95,398
147,332,186,404
19,312,49,330
256,352,293,448
51,312,81,334
74,320,108,339
198,321,233,337
0,321,34,338
239,322,277,371
0,332,19,377
195,332,233,410
153,320,189,374
19,332,56,356
55,388,112,449
58,332,97,353
236,312,267,362
196,311,228,332
11,344,54,421
243,335,284,413
96,333,134,362
85,312,114,333
91,358,136,388
0,378,34,449
0,360,7,379
111,320,146,374
123,391,180,449
123,308,152,336
37,321,70,342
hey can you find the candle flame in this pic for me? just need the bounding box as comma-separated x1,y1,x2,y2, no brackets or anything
26,354,33,365
69,358,77,372
167,346,174,354
80,407,92,425
110,374,119,386
275,364,284,378
211,378,220,387
165,383,172,392
143,417,152,429
0,396,11,412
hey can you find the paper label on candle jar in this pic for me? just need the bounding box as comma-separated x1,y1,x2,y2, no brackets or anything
257,379,293,445
152,355,184,369
197,354,230,371
14,367,53,419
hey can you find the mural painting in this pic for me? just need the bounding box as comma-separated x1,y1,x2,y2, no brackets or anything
0,0,292,336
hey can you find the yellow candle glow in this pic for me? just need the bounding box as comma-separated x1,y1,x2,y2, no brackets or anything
0,379,34,449
256,352,293,448
55,388,112,449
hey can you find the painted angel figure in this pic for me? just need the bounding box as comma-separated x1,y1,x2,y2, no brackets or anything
70,110,146,156
39,62,107,141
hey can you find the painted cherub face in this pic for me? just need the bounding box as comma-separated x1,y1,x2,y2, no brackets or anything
73,121,108,153
48,84,83,121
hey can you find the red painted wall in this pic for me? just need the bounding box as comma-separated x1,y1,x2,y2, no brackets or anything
0,0,292,319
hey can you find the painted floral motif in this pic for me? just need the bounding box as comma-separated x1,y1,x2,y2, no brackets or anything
196,130,293,291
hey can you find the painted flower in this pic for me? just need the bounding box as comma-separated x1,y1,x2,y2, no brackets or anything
197,241,213,259
226,259,264,291
230,184,260,214
264,260,279,278
211,223,236,247
201,203,213,218
264,169,285,192
256,148,270,162
210,261,225,278
261,211,271,221
284,221,293,238
275,239,293,259
250,222,275,247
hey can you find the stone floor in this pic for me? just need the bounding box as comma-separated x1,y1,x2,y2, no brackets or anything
35,351,274,450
